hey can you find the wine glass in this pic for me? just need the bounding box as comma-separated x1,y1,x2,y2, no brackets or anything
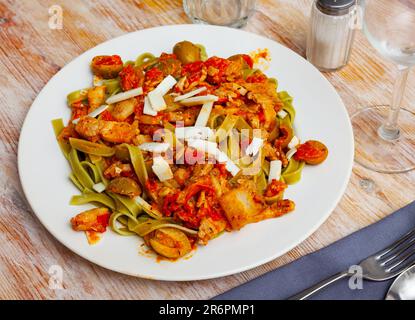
351,0,415,173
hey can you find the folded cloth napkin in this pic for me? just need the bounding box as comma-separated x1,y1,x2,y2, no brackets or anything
214,201,415,300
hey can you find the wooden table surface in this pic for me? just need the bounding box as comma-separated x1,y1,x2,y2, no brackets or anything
1,0,414,300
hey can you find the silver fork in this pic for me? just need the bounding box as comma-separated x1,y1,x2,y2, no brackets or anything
289,227,415,300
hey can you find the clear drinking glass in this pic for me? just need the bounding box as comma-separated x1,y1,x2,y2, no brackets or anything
183,0,256,28
351,0,415,173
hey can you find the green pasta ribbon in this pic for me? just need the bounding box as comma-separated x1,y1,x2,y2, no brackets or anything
69,138,115,157
281,159,305,185
51,118,71,159
70,193,116,210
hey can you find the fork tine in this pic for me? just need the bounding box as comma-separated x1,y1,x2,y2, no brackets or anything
376,228,415,259
380,235,415,265
385,249,415,272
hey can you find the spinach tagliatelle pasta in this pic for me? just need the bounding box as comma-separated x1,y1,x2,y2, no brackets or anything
53,41,328,260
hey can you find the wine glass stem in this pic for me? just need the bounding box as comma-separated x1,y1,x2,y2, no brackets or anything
378,66,410,141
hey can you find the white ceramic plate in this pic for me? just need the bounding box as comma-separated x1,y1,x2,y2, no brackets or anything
18,25,353,281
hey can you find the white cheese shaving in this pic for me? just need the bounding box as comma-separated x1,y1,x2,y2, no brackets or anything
286,147,297,160
277,110,288,119
151,156,173,181
139,142,170,153
179,95,218,106
245,137,264,157
174,87,207,102
268,160,282,184
148,75,177,111
153,75,177,95
288,136,300,149
175,126,214,141
92,182,106,193
148,92,166,111
215,151,240,176
72,104,109,124
105,87,143,104
186,138,240,176
187,139,218,155
194,101,213,127
143,96,157,116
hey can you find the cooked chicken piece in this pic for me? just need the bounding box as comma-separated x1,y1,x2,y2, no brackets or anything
219,185,263,230
219,181,295,230
190,164,214,181
257,200,295,220
58,123,77,141
164,108,199,126
173,168,191,186
75,117,100,142
112,98,137,121
104,162,133,179
198,217,227,245
137,114,163,125
224,60,244,82
244,81,280,130
87,86,106,112
71,208,110,233
209,168,230,197
99,120,137,144
75,117,137,143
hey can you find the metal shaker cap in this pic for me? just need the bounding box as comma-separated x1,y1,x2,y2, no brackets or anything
317,0,356,16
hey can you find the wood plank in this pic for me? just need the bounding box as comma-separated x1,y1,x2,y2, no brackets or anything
0,0,414,299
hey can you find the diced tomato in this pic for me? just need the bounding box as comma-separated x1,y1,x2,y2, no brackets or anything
143,67,164,92
181,61,205,85
96,213,110,228
145,178,159,194
184,183,215,203
265,180,287,197
72,108,87,120
214,163,228,177
159,53,177,60
146,67,164,81
119,64,140,91
240,54,254,68
99,110,114,121
204,56,230,84
246,72,267,83
162,192,180,216
258,109,266,123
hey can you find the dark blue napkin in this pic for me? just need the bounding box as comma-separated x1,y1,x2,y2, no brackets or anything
214,201,415,300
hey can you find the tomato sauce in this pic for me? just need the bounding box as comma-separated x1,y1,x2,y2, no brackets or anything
119,64,140,91
94,55,122,66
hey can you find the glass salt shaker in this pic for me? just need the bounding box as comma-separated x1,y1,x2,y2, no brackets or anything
306,0,358,72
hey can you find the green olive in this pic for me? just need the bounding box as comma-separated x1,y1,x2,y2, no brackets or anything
107,177,141,198
114,145,130,161
147,228,192,259
154,58,182,78
228,54,250,69
91,55,123,79
173,41,201,64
